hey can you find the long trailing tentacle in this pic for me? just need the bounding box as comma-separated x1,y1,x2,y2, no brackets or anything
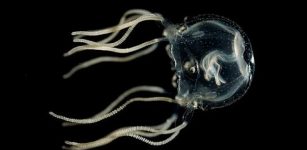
62,85,166,126
64,38,165,57
63,9,165,79
73,9,154,45
50,94,187,149
52,9,186,149
72,24,137,46
71,13,163,37
61,114,187,150
49,96,175,124
62,43,159,79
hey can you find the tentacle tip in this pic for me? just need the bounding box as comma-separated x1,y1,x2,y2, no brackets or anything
62,74,70,79
63,52,70,57
49,111,56,116
71,32,78,36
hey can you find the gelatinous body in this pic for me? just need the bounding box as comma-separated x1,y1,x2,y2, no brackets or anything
50,10,254,149
164,15,254,109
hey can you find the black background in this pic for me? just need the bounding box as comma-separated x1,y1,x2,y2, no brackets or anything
20,1,303,150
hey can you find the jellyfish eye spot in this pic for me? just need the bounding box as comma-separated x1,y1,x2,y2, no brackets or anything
183,60,198,79
189,66,196,74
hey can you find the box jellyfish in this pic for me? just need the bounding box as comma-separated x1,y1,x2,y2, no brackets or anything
50,9,255,149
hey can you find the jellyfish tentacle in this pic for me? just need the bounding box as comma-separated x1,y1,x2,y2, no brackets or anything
64,37,165,56
49,97,175,124
73,23,137,46
132,114,177,137
72,16,136,45
73,11,154,40
74,9,156,45
62,43,159,79
62,114,187,150
73,15,140,45
62,85,166,126
94,86,165,116
65,12,165,57
126,130,180,146
63,10,166,79
71,14,163,37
